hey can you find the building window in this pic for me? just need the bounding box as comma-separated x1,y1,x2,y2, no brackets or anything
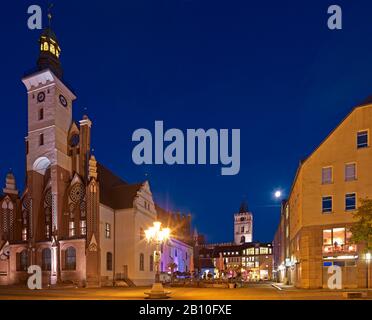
322,196,333,213
69,221,75,237
241,226,245,233
105,223,111,239
345,163,356,181
150,255,154,272
39,134,44,146
175,249,178,257
22,228,27,241
64,247,76,270
260,247,269,255
139,253,144,271
345,193,356,211
106,252,113,271
323,227,356,253
18,250,28,271
39,108,44,121
322,167,333,184
42,248,51,271
357,130,368,148
80,220,87,236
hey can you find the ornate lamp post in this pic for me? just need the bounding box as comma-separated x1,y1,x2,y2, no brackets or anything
144,222,171,299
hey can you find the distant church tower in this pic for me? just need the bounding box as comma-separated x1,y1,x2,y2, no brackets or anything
234,201,253,244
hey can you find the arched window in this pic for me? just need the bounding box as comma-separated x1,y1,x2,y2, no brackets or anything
139,253,144,271
50,43,55,55
18,250,28,271
42,248,51,271
106,252,113,271
65,247,76,270
241,236,246,243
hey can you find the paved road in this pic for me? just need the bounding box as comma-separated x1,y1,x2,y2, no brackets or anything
0,282,370,300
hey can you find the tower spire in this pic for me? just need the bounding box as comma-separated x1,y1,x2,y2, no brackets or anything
37,3,63,79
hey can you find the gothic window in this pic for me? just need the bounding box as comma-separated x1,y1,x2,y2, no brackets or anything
43,42,49,51
1,199,14,239
44,190,52,239
50,43,55,55
42,248,51,271
18,250,28,271
139,253,144,271
69,183,85,204
64,247,76,270
80,201,86,218
80,220,87,236
106,252,113,271
105,223,111,239
69,221,75,237
70,134,80,147
22,228,27,241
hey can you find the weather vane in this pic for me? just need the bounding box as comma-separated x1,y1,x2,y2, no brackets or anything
47,3,54,27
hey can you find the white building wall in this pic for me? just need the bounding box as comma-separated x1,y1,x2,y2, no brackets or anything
99,204,114,284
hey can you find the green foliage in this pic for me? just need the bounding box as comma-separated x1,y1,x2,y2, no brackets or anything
351,198,372,251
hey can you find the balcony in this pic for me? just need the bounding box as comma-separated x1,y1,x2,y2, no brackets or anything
322,244,357,254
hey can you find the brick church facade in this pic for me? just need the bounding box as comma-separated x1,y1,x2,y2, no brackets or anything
0,26,192,287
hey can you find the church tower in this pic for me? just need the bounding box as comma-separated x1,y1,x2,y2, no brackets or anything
234,201,253,244
22,22,76,246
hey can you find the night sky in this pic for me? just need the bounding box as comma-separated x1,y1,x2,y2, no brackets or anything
1,0,372,243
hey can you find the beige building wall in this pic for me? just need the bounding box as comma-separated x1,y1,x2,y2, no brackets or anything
287,104,372,289
99,204,114,284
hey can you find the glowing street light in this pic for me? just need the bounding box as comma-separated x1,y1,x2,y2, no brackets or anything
144,221,171,299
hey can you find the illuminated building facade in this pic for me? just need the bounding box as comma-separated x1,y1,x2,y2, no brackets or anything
273,102,372,289
198,243,273,281
0,25,192,287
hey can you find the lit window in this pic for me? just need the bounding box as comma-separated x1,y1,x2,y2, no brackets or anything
322,167,333,184
357,130,368,148
345,193,356,211
43,42,49,51
50,44,55,55
22,228,27,241
322,196,332,213
260,247,269,255
69,221,75,237
80,220,87,235
105,223,111,238
345,163,356,181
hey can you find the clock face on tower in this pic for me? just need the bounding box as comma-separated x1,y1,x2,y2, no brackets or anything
37,91,45,103
59,94,68,107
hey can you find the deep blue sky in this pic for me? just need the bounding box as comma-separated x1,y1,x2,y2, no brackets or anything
1,0,372,243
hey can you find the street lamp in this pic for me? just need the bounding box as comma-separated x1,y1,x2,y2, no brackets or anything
366,252,371,290
144,221,171,299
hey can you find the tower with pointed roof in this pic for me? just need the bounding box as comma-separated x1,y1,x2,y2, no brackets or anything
234,201,253,244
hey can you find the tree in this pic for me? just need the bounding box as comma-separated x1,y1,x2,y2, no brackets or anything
351,198,372,251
